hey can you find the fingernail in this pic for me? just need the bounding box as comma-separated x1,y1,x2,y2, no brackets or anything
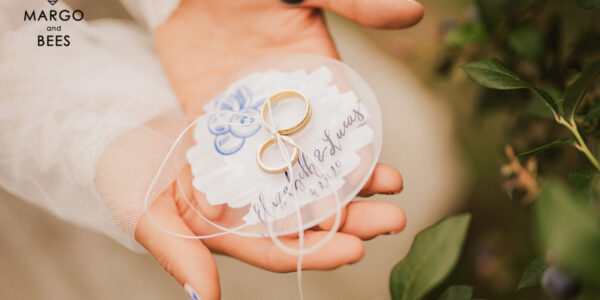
408,0,423,7
184,284,201,300
281,0,304,4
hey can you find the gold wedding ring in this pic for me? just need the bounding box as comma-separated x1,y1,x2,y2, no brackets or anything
256,137,300,174
256,90,311,174
261,90,311,136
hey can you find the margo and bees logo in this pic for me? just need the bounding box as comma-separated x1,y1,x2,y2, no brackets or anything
23,0,84,47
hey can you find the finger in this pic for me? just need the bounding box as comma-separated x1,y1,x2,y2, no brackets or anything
358,163,403,196
317,163,403,229
177,167,227,220
203,230,365,272
340,201,406,239
297,0,424,29
315,206,347,231
135,193,220,300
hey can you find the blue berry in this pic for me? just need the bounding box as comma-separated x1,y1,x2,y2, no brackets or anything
542,266,581,299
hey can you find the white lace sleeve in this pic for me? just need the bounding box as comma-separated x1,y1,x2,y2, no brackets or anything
118,0,181,30
0,0,185,251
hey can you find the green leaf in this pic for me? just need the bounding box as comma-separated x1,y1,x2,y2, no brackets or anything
461,58,528,89
438,285,474,300
508,27,545,64
532,87,560,116
535,179,600,285
474,0,504,30
526,97,555,119
583,99,600,123
390,214,471,300
526,89,563,119
475,0,535,29
517,256,547,290
563,59,600,120
578,0,600,9
461,58,559,114
569,164,598,190
474,0,519,30
515,137,575,159
446,24,489,48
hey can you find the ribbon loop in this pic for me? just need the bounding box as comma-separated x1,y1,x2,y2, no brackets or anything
256,90,311,174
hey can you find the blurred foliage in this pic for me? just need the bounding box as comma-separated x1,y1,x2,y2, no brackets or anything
535,179,600,286
390,0,600,299
390,214,471,300
438,285,475,300
517,255,547,291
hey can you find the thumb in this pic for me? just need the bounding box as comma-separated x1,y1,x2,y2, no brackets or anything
295,0,424,29
135,194,220,300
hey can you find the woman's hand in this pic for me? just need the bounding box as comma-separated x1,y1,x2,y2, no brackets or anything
136,1,423,299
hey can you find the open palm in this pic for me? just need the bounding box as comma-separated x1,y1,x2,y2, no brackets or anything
135,1,424,299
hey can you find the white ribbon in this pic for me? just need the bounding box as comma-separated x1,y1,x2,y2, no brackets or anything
143,96,343,300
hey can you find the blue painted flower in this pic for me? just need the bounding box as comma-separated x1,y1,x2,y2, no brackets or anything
208,86,265,155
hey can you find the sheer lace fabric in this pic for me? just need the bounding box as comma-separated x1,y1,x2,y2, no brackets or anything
119,0,181,30
0,0,183,251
